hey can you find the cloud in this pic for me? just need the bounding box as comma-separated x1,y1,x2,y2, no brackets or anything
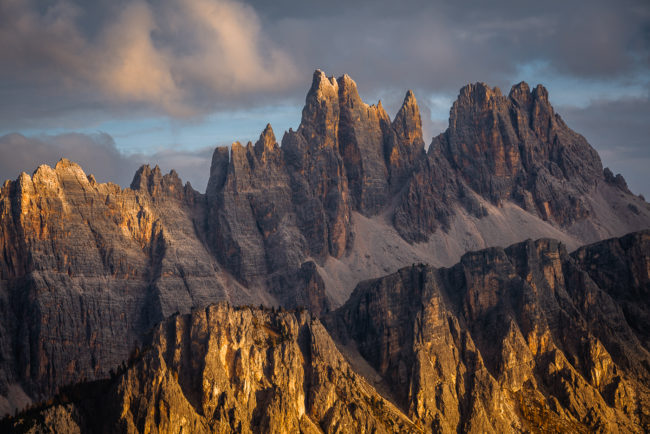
0,132,216,192
98,2,180,111
1,0,647,128
0,0,298,124
260,0,649,94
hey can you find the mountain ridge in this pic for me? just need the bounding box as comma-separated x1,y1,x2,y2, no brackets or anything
0,70,649,423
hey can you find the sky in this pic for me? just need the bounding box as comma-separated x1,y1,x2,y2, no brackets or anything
1,0,649,197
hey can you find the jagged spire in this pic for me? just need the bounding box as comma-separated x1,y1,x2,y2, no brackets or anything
299,70,341,149
130,164,182,198
508,81,532,110
392,89,424,150
455,82,503,111
306,69,338,101
254,123,278,159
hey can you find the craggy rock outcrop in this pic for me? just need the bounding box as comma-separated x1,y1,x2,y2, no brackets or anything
327,231,650,432
4,304,418,433
205,124,331,313
337,74,390,214
207,126,302,286
204,70,430,304
444,82,600,217
281,71,353,259
204,70,649,292
392,144,474,242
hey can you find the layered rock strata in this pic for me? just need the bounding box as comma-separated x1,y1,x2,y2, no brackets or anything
394,81,650,242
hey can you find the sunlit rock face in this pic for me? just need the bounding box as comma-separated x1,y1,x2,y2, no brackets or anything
1,70,650,422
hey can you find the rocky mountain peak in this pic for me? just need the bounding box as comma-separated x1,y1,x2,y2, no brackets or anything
336,72,390,213
228,141,253,180
337,73,363,105
326,231,650,432
130,164,162,191
392,89,425,150
254,123,278,159
22,159,98,194
130,164,183,199
456,82,503,109
532,83,549,102
508,81,551,112
54,157,81,172
299,70,341,149
2,71,650,426
37,159,88,184
337,72,355,87
393,73,650,243
307,69,339,103
206,146,229,195
447,82,506,135
402,89,417,109
508,81,532,107
31,164,59,186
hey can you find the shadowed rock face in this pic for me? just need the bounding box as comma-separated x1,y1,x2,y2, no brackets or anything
0,71,649,418
6,232,650,433
327,231,650,432
571,231,650,351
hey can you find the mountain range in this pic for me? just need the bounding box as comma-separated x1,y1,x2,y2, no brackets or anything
1,70,649,432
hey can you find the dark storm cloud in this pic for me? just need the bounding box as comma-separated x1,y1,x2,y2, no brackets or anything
251,0,649,94
0,133,216,192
